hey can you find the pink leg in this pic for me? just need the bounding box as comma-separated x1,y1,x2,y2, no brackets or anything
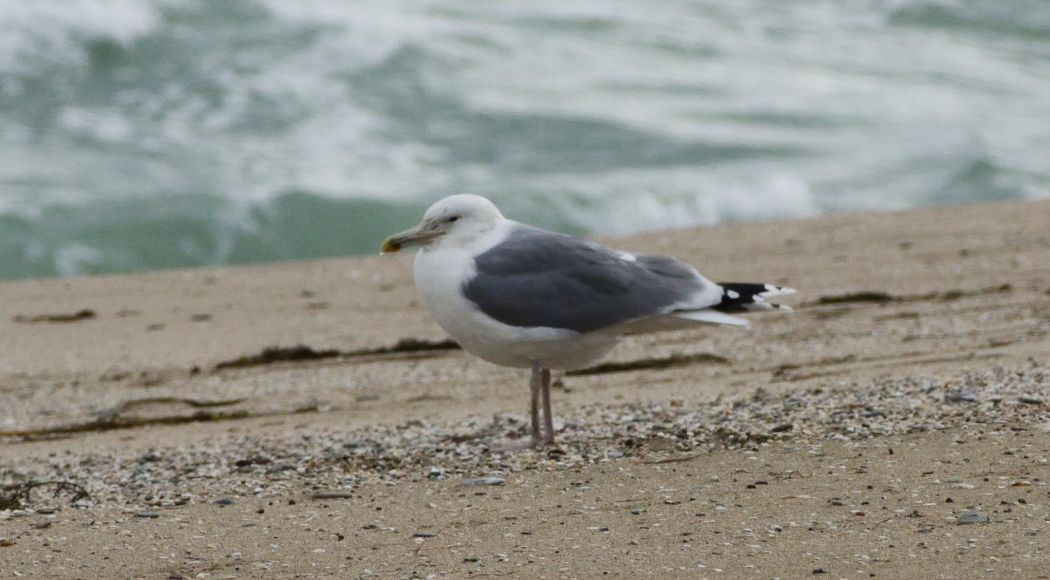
541,368,555,445
529,361,542,447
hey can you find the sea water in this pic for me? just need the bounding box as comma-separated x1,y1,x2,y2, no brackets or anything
1,0,1047,279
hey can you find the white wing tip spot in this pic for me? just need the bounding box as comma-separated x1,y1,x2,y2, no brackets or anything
761,284,797,297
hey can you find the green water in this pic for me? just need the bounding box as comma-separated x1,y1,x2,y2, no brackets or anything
1,0,1048,279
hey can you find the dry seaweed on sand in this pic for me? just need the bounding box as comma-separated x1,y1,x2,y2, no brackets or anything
212,338,460,370
13,309,97,323
0,398,319,442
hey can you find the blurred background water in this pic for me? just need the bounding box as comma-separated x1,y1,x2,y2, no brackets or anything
1,0,1048,280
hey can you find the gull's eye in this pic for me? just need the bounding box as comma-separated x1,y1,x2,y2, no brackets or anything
446,215,459,223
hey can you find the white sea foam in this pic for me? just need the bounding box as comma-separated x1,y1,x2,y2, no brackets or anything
58,107,135,144
260,0,433,70
53,243,106,277
0,0,162,73
545,169,819,236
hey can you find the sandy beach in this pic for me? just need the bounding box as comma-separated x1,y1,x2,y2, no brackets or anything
2,199,1049,579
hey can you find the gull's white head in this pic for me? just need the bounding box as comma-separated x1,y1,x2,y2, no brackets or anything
381,194,505,253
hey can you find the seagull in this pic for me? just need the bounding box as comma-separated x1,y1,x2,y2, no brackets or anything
381,194,794,447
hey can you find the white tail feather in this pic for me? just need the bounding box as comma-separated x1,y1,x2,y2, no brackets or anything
675,309,749,328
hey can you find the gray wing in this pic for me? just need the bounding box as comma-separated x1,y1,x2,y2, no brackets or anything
462,224,718,332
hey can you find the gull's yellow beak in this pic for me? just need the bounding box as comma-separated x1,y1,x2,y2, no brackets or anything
380,224,441,254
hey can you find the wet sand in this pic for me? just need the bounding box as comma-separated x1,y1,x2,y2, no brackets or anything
2,200,1049,579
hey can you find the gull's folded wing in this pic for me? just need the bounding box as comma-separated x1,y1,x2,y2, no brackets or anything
462,224,721,332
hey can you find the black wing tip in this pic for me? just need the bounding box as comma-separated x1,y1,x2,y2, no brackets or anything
714,282,797,313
